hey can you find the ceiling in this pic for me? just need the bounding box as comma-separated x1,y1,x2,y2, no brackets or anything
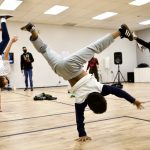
0,0,149,31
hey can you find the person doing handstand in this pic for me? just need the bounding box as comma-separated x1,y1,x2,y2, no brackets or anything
21,23,144,142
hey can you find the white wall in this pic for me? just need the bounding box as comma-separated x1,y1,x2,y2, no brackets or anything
4,21,137,88
136,28,150,67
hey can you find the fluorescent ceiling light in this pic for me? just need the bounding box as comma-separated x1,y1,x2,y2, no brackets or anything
0,0,23,10
44,5,69,15
139,20,150,25
129,0,150,6
92,12,118,20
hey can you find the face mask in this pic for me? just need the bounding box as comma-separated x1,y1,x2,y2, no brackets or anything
23,50,27,53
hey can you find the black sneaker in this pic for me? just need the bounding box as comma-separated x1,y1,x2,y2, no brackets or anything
0,14,13,19
24,88,28,91
119,24,133,41
21,23,35,32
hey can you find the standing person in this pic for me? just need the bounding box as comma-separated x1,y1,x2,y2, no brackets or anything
86,56,99,81
133,33,150,51
21,23,143,142
20,47,34,91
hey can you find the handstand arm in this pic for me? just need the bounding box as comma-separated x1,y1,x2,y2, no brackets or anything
101,85,143,109
75,102,92,142
4,36,17,60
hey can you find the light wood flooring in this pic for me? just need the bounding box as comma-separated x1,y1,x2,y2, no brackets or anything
0,83,150,150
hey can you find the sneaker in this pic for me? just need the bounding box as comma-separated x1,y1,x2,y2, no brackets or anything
21,23,35,32
0,14,13,19
119,24,133,41
24,88,28,91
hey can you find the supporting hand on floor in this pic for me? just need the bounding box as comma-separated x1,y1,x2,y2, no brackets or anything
75,136,92,142
133,100,144,110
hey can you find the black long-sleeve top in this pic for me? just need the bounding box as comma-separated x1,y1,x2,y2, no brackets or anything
21,52,34,70
136,37,150,50
75,84,135,137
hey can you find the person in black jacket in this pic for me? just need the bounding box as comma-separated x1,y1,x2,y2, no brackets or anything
21,47,34,91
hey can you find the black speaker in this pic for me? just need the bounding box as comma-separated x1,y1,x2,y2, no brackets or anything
114,52,122,64
127,72,134,82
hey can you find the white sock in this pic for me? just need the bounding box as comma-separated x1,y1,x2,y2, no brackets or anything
1,18,6,23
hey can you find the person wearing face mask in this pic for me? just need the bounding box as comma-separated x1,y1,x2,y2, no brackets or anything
20,47,34,91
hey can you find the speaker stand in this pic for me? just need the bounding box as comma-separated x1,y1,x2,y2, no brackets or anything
112,64,126,89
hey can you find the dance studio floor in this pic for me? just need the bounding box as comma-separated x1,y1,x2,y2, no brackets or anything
0,83,150,150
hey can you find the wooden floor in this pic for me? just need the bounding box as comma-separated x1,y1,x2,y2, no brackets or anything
0,83,150,150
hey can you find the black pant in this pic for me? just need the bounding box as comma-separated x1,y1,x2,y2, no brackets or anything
89,67,99,81
0,22,10,55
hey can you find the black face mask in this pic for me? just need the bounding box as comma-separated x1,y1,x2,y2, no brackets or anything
23,50,27,53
